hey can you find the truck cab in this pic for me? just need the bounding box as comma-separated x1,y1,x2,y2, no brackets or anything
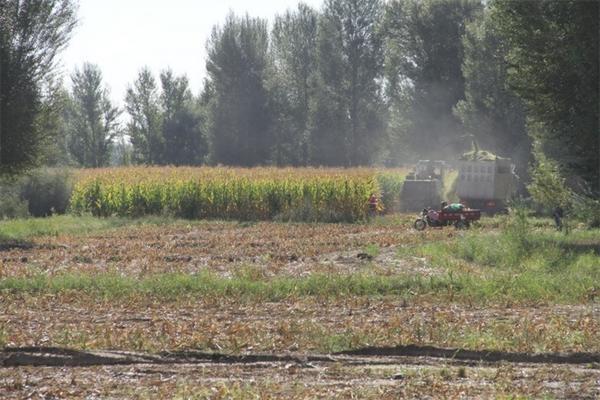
400,160,447,211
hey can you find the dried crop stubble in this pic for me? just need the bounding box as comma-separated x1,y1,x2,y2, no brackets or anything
1,287,598,354
1,361,597,399
0,220,439,279
1,218,599,399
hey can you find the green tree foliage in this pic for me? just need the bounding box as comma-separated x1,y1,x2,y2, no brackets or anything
528,141,572,210
453,9,530,181
490,0,599,192
311,0,386,166
160,70,207,165
110,135,133,166
309,13,348,166
125,68,163,164
206,13,272,166
0,0,76,175
384,0,482,160
67,63,120,168
125,69,207,166
269,3,318,166
37,78,72,166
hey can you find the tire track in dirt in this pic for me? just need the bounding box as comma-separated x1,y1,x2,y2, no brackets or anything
2,345,598,368
0,347,335,367
337,344,600,365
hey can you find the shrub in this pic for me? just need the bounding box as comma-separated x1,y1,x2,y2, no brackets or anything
571,192,600,228
528,145,571,211
0,181,29,219
20,169,74,217
528,145,600,229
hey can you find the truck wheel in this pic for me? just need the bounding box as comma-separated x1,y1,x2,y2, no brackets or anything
414,219,427,231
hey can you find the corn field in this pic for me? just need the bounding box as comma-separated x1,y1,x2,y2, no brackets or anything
69,167,406,222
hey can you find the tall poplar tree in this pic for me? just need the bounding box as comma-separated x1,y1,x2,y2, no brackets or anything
453,9,529,179
125,68,163,164
205,13,272,166
67,63,120,167
311,0,386,166
491,0,599,192
160,70,207,165
0,0,77,174
269,3,318,166
384,0,482,159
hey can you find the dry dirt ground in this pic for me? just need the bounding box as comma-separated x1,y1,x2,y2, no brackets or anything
1,220,599,398
0,220,446,279
1,348,599,399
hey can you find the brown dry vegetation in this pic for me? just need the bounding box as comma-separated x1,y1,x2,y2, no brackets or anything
1,296,598,355
0,217,599,398
1,359,599,399
0,216,434,279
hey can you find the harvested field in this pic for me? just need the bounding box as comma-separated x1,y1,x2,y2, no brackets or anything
0,217,439,279
1,296,598,354
1,348,599,399
0,216,599,398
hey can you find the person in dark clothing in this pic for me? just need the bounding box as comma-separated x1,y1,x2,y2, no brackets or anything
553,206,564,231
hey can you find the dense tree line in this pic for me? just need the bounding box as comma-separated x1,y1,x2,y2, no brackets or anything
0,0,76,175
49,65,207,168
125,67,207,166
2,0,598,195
198,0,599,194
491,0,599,193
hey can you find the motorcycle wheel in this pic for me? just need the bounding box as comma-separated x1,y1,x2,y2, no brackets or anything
414,219,427,231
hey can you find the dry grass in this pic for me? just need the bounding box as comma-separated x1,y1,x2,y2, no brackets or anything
0,216,440,280
0,295,597,354
0,358,597,399
0,217,598,354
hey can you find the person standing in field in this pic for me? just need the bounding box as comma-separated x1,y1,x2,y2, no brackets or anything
369,193,379,217
553,205,564,231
